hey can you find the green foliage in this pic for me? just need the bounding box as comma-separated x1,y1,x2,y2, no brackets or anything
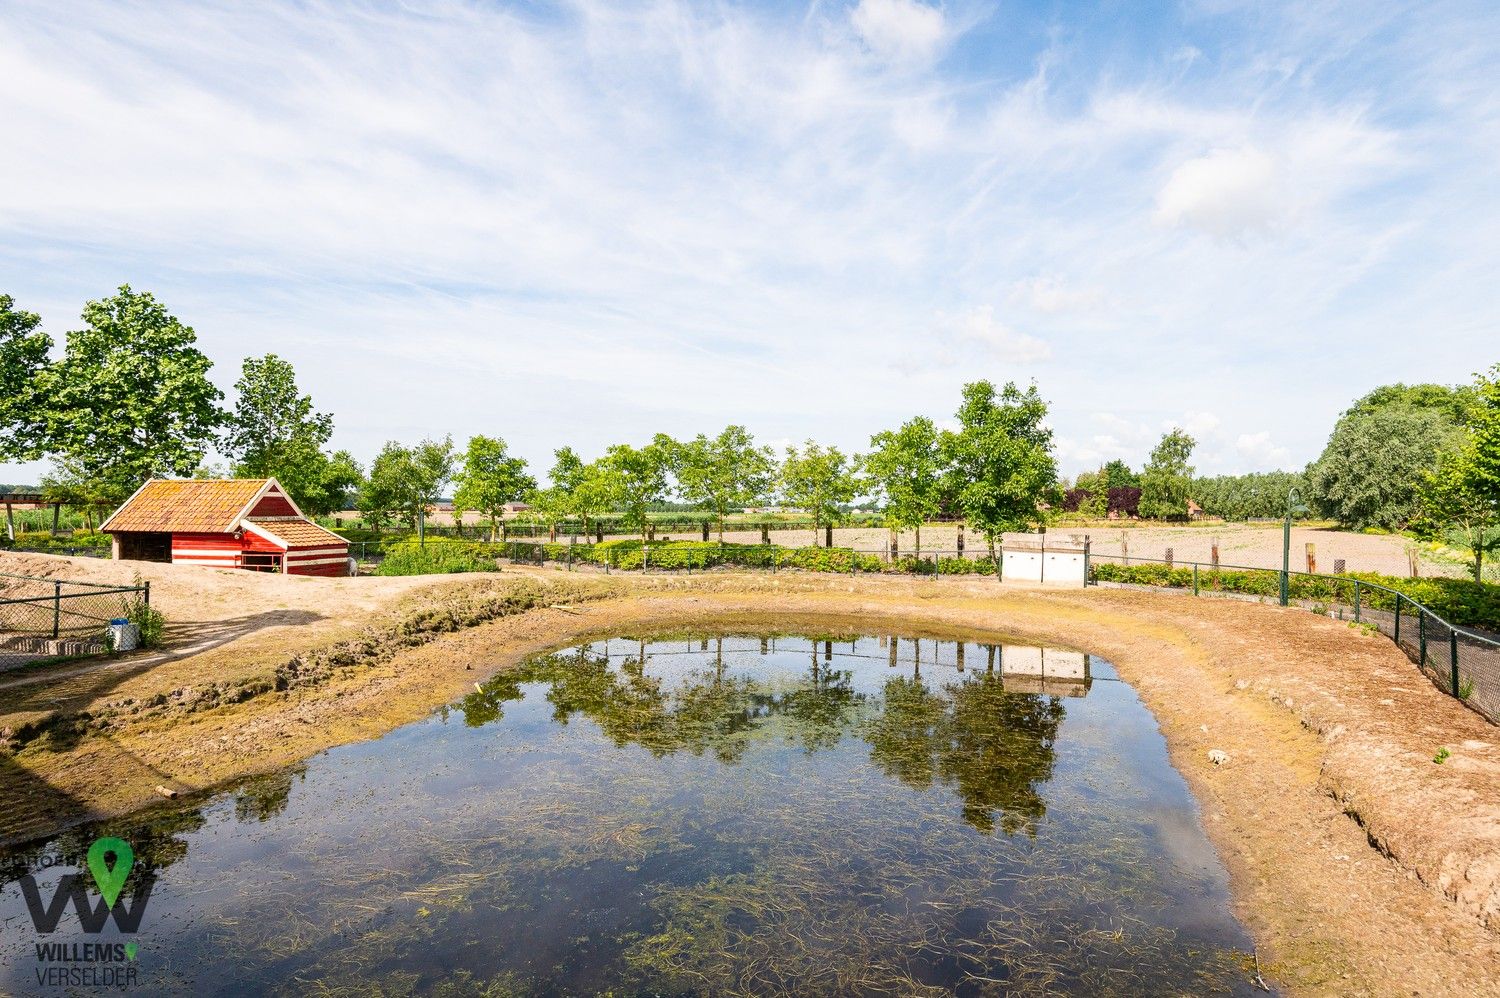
1138,428,1195,519
358,437,455,530
374,538,503,576
1091,562,1500,631
867,417,942,546
940,380,1056,543
1433,747,1451,764
120,579,165,648
536,446,612,535
778,441,861,538
1345,383,1477,424
1420,437,1499,584
42,287,225,503
1310,405,1458,530
0,294,52,461
453,435,535,539
671,426,774,540
0,530,111,553
222,354,354,515
598,437,676,541
1190,470,1314,520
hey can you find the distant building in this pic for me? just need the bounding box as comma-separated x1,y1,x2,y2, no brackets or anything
101,478,351,576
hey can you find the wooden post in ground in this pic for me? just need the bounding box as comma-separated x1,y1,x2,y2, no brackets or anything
890,528,899,562
761,524,770,545
1305,542,1317,574
956,524,965,557
825,524,833,548
4,502,12,542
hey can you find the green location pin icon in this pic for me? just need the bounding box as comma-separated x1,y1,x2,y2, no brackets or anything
124,941,139,961
86,837,134,909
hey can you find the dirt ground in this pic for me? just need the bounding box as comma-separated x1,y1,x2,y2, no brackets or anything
2,551,1498,995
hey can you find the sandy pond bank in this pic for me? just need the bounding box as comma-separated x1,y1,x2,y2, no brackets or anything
1,552,1498,995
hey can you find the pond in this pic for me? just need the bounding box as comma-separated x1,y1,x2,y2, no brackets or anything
0,632,1263,995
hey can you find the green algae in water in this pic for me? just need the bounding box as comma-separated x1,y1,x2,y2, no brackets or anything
0,634,1266,995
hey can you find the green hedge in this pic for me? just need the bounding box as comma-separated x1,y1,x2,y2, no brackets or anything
504,540,1006,576
0,530,112,553
1091,562,1500,632
374,539,503,577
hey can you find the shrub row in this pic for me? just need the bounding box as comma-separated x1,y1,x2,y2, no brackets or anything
504,539,1007,577
0,530,112,553
1091,562,1500,632
374,538,504,576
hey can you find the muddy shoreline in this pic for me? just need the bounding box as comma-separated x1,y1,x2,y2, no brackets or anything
3,565,1499,994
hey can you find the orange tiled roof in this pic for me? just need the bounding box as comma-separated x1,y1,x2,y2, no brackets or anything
245,518,347,548
102,479,269,534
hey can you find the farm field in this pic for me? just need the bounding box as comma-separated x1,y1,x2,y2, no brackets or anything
0,551,1497,995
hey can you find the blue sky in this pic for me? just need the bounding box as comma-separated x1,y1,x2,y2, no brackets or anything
2,0,1496,486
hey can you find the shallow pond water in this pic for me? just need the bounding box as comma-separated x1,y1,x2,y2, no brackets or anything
1,633,1263,995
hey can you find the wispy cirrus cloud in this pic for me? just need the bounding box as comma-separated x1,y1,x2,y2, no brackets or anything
0,0,1494,484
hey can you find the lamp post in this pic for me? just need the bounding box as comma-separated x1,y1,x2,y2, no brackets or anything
1281,487,1310,606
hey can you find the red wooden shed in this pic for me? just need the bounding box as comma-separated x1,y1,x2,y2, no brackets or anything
101,478,351,576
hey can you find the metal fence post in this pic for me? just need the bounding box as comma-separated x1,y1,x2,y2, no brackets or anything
1192,563,1199,596
52,581,61,639
1419,610,1426,667
1450,629,1460,696
1353,581,1361,623
1394,594,1401,644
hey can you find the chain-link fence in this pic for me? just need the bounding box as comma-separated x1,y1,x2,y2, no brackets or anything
0,571,150,672
1085,552,1500,724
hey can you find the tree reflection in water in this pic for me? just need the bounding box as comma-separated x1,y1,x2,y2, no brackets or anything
458,634,1069,835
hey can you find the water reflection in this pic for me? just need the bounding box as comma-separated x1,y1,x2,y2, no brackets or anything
458,635,1082,835
0,634,1263,997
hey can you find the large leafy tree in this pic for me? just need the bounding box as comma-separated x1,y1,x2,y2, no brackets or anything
222,354,344,510
866,416,942,554
1471,364,1500,511
1344,382,1476,424
43,286,224,503
1138,429,1196,519
453,435,535,540
939,380,1056,555
1310,406,1458,530
1420,443,1498,583
357,437,455,532
779,441,860,545
598,437,675,543
673,425,774,541
0,294,52,461
1419,365,1500,582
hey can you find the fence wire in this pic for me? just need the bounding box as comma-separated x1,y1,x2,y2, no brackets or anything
0,571,149,671
1085,552,1500,724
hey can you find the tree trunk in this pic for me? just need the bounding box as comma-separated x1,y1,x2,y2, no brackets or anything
915,524,921,557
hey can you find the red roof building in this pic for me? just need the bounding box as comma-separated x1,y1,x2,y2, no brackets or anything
101,478,351,576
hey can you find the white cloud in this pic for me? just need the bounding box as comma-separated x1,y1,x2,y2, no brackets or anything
1008,275,1105,314
850,0,947,65
1154,146,1281,237
0,0,1493,488
925,306,1051,366
1235,431,1291,466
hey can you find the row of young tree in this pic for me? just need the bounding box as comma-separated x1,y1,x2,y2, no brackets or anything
357,380,1058,557
3,287,1495,575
